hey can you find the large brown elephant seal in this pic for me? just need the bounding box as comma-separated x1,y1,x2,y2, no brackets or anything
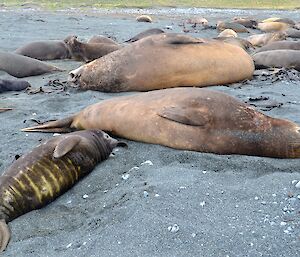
65,36,122,62
23,87,300,158
68,33,254,92
124,28,165,43
232,17,257,28
217,21,249,33
14,36,72,60
0,51,62,78
87,35,118,45
0,79,30,93
0,130,126,252
253,50,300,71
255,41,300,53
257,22,290,32
247,32,287,47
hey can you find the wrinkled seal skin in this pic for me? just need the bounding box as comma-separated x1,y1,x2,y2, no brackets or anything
255,41,300,53
22,87,300,159
65,36,122,62
124,28,165,43
247,32,287,47
217,21,249,33
0,51,62,78
253,50,300,71
68,33,254,92
0,79,30,93
14,37,72,60
0,130,125,252
87,35,118,45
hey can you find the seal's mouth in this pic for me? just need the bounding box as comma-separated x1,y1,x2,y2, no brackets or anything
68,66,82,84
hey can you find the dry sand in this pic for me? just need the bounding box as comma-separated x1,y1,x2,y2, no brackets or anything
0,7,299,257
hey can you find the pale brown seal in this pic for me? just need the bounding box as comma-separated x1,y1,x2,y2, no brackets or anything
87,35,118,45
247,32,287,47
22,87,300,158
217,21,249,33
257,22,290,32
255,41,300,53
136,15,152,23
68,33,254,92
218,29,238,38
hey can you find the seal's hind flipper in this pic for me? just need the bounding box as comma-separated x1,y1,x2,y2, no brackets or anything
158,106,209,126
21,116,75,133
0,219,10,252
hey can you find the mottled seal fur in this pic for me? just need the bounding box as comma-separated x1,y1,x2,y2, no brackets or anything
0,130,126,251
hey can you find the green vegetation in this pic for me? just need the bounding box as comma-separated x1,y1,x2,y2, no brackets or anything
2,0,300,10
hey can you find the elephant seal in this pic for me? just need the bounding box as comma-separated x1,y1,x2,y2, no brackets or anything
284,28,300,38
68,33,254,92
218,29,238,38
257,22,290,32
0,51,62,78
255,41,300,53
0,108,12,113
136,15,152,23
186,17,208,25
253,50,300,71
217,21,249,33
87,35,118,45
262,17,295,25
232,17,258,28
0,79,30,93
214,37,254,51
14,36,72,60
247,32,287,47
124,28,165,43
0,130,126,252
65,36,122,62
22,87,300,158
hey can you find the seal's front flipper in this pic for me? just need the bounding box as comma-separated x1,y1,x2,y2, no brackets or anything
158,106,210,126
21,116,76,133
0,219,10,252
53,135,82,158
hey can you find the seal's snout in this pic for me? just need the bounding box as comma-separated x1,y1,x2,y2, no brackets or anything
68,66,82,84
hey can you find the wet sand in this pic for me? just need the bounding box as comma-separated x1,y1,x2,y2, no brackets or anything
0,7,299,257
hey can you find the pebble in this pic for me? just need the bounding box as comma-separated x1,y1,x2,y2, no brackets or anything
254,196,259,200
129,166,139,172
122,174,130,180
291,180,298,185
191,233,196,237
168,224,179,233
280,221,287,226
66,243,72,248
141,160,153,166
82,194,89,199
155,193,160,197
261,201,267,205
143,191,149,197
200,201,206,207
295,181,300,188
66,200,72,204
53,133,61,137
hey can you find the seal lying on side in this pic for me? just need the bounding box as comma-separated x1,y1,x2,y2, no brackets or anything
65,36,122,62
124,28,165,43
68,33,254,92
262,17,295,25
14,36,72,60
0,51,62,78
253,50,300,71
257,22,290,32
87,35,118,45
217,21,249,33
0,130,126,252
218,29,238,38
284,28,300,38
214,37,253,51
23,87,300,158
255,41,300,53
0,79,30,93
232,17,258,28
247,32,286,47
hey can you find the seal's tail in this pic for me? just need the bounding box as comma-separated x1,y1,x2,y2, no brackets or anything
21,116,75,133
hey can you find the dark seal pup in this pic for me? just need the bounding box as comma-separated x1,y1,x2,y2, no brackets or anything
0,51,62,78
23,87,300,158
14,36,72,60
65,36,122,62
0,79,30,93
0,130,126,252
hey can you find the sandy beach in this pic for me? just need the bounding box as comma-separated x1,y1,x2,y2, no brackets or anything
0,6,299,257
